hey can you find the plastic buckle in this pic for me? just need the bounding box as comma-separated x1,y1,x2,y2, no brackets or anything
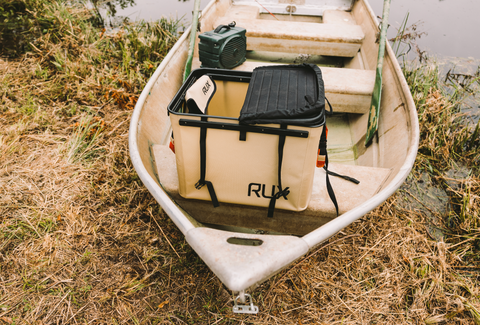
233,293,258,314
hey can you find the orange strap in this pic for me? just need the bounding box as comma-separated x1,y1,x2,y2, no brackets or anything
316,125,328,168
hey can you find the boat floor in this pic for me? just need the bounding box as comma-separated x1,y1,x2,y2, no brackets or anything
153,144,391,235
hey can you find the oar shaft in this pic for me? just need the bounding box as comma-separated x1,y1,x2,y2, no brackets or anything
376,0,391,71
184,0,202,81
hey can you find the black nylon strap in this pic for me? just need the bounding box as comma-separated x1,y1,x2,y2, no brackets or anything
324,153,339,216
205,181,219,207
318,103,358,216
239,130,247,141
268,125,290,218
195,117,219,207
325,169,360,184
325,96,333,115
319,124,327,157
198,124,207,184
323,151,361,216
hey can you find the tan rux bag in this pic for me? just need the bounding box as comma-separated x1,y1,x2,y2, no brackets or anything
168,64,327,217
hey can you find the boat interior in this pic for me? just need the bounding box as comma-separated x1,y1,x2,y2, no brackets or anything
141,0,414,236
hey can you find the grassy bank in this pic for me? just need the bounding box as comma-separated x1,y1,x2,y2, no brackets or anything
1,0,480,323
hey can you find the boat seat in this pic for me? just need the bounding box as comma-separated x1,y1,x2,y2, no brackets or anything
192,58,375,114
213,5,365,57
153,145,392,236
323,10,358,25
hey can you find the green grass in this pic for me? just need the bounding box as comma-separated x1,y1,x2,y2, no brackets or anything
399,55,480,269
65,115,105,163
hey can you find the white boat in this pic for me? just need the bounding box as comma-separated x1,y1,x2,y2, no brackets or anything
129,0,419,312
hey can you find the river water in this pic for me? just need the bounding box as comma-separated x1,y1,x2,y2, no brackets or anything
369,0,480,59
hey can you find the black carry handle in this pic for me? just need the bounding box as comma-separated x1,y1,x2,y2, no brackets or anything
214,21,236,33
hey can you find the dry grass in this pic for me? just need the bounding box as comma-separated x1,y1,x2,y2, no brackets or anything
1,1,480,324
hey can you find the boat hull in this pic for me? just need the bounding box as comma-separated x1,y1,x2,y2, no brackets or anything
129,0,419,292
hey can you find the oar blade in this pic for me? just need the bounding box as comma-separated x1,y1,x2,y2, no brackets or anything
365,71,382,145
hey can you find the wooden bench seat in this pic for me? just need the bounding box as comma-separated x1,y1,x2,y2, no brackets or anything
192,59,375,114
153,145,391,235
214,5,365,57
323,10,358,25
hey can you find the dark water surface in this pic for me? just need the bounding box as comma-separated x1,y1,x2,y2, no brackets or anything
368,0,480,59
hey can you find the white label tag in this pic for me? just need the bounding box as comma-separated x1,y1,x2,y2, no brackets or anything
185,75,216,114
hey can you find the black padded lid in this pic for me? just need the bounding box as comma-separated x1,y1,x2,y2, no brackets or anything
239,64,326,127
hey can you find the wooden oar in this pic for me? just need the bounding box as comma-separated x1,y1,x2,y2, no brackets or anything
184,0,202,81
365,0,391,146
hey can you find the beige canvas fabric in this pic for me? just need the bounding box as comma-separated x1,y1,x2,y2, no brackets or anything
207,80,249,118
170,80,323,212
